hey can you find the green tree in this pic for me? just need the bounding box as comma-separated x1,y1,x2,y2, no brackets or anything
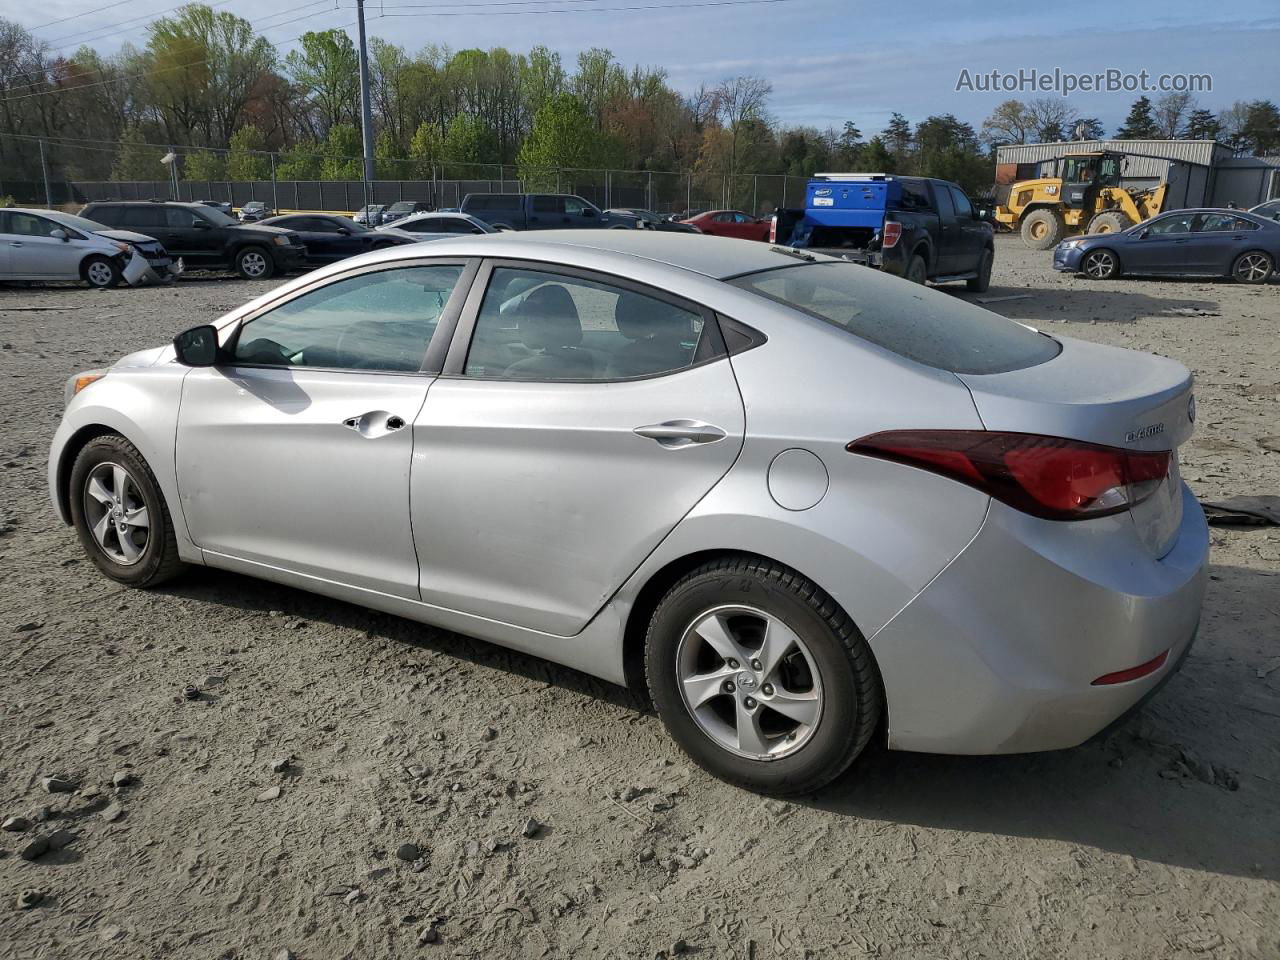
375,129,412,179
111,128,167,180
226,125,270,180
1184,109,1219,140
518,93,601,186
440,113,497,175
1116,96,1159,138
321,123,362,180
860,136,895,174
882,112,912,161
409,121,445,178
284,29,359,137
183,149,226,180
1242,100,1280,156
275,141,322,180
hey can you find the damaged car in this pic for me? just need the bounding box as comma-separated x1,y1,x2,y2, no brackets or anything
0,207,179,288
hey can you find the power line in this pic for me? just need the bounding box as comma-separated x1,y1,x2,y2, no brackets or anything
43,0,235,49
4,2,335,99
25,0,135,32
1,18,354,103
370,0,795,10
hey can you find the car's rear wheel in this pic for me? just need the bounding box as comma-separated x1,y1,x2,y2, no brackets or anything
905,254,928,284
1232,251,1273,284
966,247,994,292
1082,248,1120,279
83,256,121,289
69,435,185,587
645,556,882,795
234,246,275,280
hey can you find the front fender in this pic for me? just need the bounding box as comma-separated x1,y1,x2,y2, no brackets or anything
48,364,201,562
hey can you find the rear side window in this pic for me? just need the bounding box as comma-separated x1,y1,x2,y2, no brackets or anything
728,262,1060,375
86,206,120,226
532,195,564,214
896,180,933,212
126,206,165,228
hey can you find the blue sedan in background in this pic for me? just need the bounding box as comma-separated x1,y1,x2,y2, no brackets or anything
1054,208,1279,284
259,214,413,266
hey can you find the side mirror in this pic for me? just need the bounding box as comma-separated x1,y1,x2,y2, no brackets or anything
337,226,351,235
581,207,597,217
193,219,211,229
1136,228,1150,239
50,228,68,241
173,325,222,367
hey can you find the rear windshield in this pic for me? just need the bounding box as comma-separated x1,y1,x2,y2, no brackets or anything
728,261,1060,374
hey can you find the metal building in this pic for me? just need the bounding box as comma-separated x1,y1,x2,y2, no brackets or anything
995,140,1279,210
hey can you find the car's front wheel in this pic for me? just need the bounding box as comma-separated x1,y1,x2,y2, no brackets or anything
234,246,275,280
1082,248,1120,279
966,247,994,292
69,435,185,587
83,255,121,289
1232,251,1273,284
645,556,882,795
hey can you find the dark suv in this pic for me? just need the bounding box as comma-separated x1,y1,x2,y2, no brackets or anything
79,201,306,279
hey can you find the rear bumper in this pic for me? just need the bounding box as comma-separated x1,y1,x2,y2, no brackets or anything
869,482,1208,754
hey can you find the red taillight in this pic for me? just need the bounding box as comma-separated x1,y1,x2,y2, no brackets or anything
1092,650,1168,685
847,430,1171,521
769,216,777,244
881,221,902,248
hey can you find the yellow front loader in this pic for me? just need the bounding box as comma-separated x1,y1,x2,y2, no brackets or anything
994,151,1170,250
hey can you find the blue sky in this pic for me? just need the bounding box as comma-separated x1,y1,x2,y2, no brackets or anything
13,0,1280,136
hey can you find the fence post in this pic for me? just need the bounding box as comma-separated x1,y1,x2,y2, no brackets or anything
294,180,300,210
38,139,52,208
782,175,788,208
270,153,278,211
752,175,758,216
687,172,692,214
556,168,561,192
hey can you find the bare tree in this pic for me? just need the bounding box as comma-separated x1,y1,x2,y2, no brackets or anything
713,75,771,180
1025,97,1074,142
1153,91,1196,138
981,100,1032,145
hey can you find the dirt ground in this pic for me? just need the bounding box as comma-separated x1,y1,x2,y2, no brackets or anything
1,237,1277,960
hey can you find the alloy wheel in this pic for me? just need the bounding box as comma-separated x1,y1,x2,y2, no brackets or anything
1234,253,1272,283
86,261,115,287
675,605,823,760
83,462,150,565
241,251,268,277
1084,251,1115,278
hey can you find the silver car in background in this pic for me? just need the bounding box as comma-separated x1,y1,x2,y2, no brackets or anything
47,233,1207,794
1,208,178,287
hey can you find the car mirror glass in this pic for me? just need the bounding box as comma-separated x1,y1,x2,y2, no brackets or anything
50,228,68,241
582,207,597,217
193,220,211,229
173,324,222,367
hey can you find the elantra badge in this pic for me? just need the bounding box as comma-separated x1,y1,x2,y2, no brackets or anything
1126,423,1166,443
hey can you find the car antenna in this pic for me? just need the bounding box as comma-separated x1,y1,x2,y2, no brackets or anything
770,246,817,262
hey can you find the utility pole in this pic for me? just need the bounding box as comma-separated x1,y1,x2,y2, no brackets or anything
38,139,52,208
355,0,376,201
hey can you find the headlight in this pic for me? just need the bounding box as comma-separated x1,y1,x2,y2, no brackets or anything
113,241,131,254
1058,237,1082,248
273,235,289,246
65,369,107,406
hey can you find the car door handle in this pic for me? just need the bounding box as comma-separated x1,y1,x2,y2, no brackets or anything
9,241,22,247
633,419,726,448
343,411,406,438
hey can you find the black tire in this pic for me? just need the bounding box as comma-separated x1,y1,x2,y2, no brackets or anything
234,246,275,280
1081,248,1120,280
82,255,121,289
1020,208,1065,250
644,555,883,795
1087,210,1133,235
966,247,994,292
905,254,928,285
1231,250,1273,284
68,434,186,588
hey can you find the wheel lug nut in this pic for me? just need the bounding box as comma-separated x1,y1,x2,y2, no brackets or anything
743,697,757,710
723,680,735,693
727,659,739,669
750,659,762,671
762,683,774,696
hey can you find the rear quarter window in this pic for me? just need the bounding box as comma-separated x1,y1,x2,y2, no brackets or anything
728,262,1060,375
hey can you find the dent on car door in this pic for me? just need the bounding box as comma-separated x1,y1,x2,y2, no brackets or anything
175,260,476,597
410,262,746,636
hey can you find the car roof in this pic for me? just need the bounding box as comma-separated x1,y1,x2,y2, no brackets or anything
350,230,815,280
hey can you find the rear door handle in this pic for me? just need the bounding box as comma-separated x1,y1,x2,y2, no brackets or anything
634,419,726,448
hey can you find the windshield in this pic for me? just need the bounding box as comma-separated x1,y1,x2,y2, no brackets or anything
728,262,1060,375
389,202,419,213
201,207,239,225
47,211,113,233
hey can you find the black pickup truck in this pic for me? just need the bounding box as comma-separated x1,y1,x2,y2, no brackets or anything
80,200,307,280
771,174,995,291
460,193,642,232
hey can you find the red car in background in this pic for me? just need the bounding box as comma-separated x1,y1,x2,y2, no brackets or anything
681,209,770,241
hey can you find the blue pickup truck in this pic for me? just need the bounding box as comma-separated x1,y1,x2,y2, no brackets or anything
460,193,642,232
771,174,995,291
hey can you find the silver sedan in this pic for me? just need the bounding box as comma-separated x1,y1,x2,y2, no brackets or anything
48,233,1208,794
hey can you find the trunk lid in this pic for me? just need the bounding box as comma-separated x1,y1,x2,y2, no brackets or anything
957,335,1195,557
